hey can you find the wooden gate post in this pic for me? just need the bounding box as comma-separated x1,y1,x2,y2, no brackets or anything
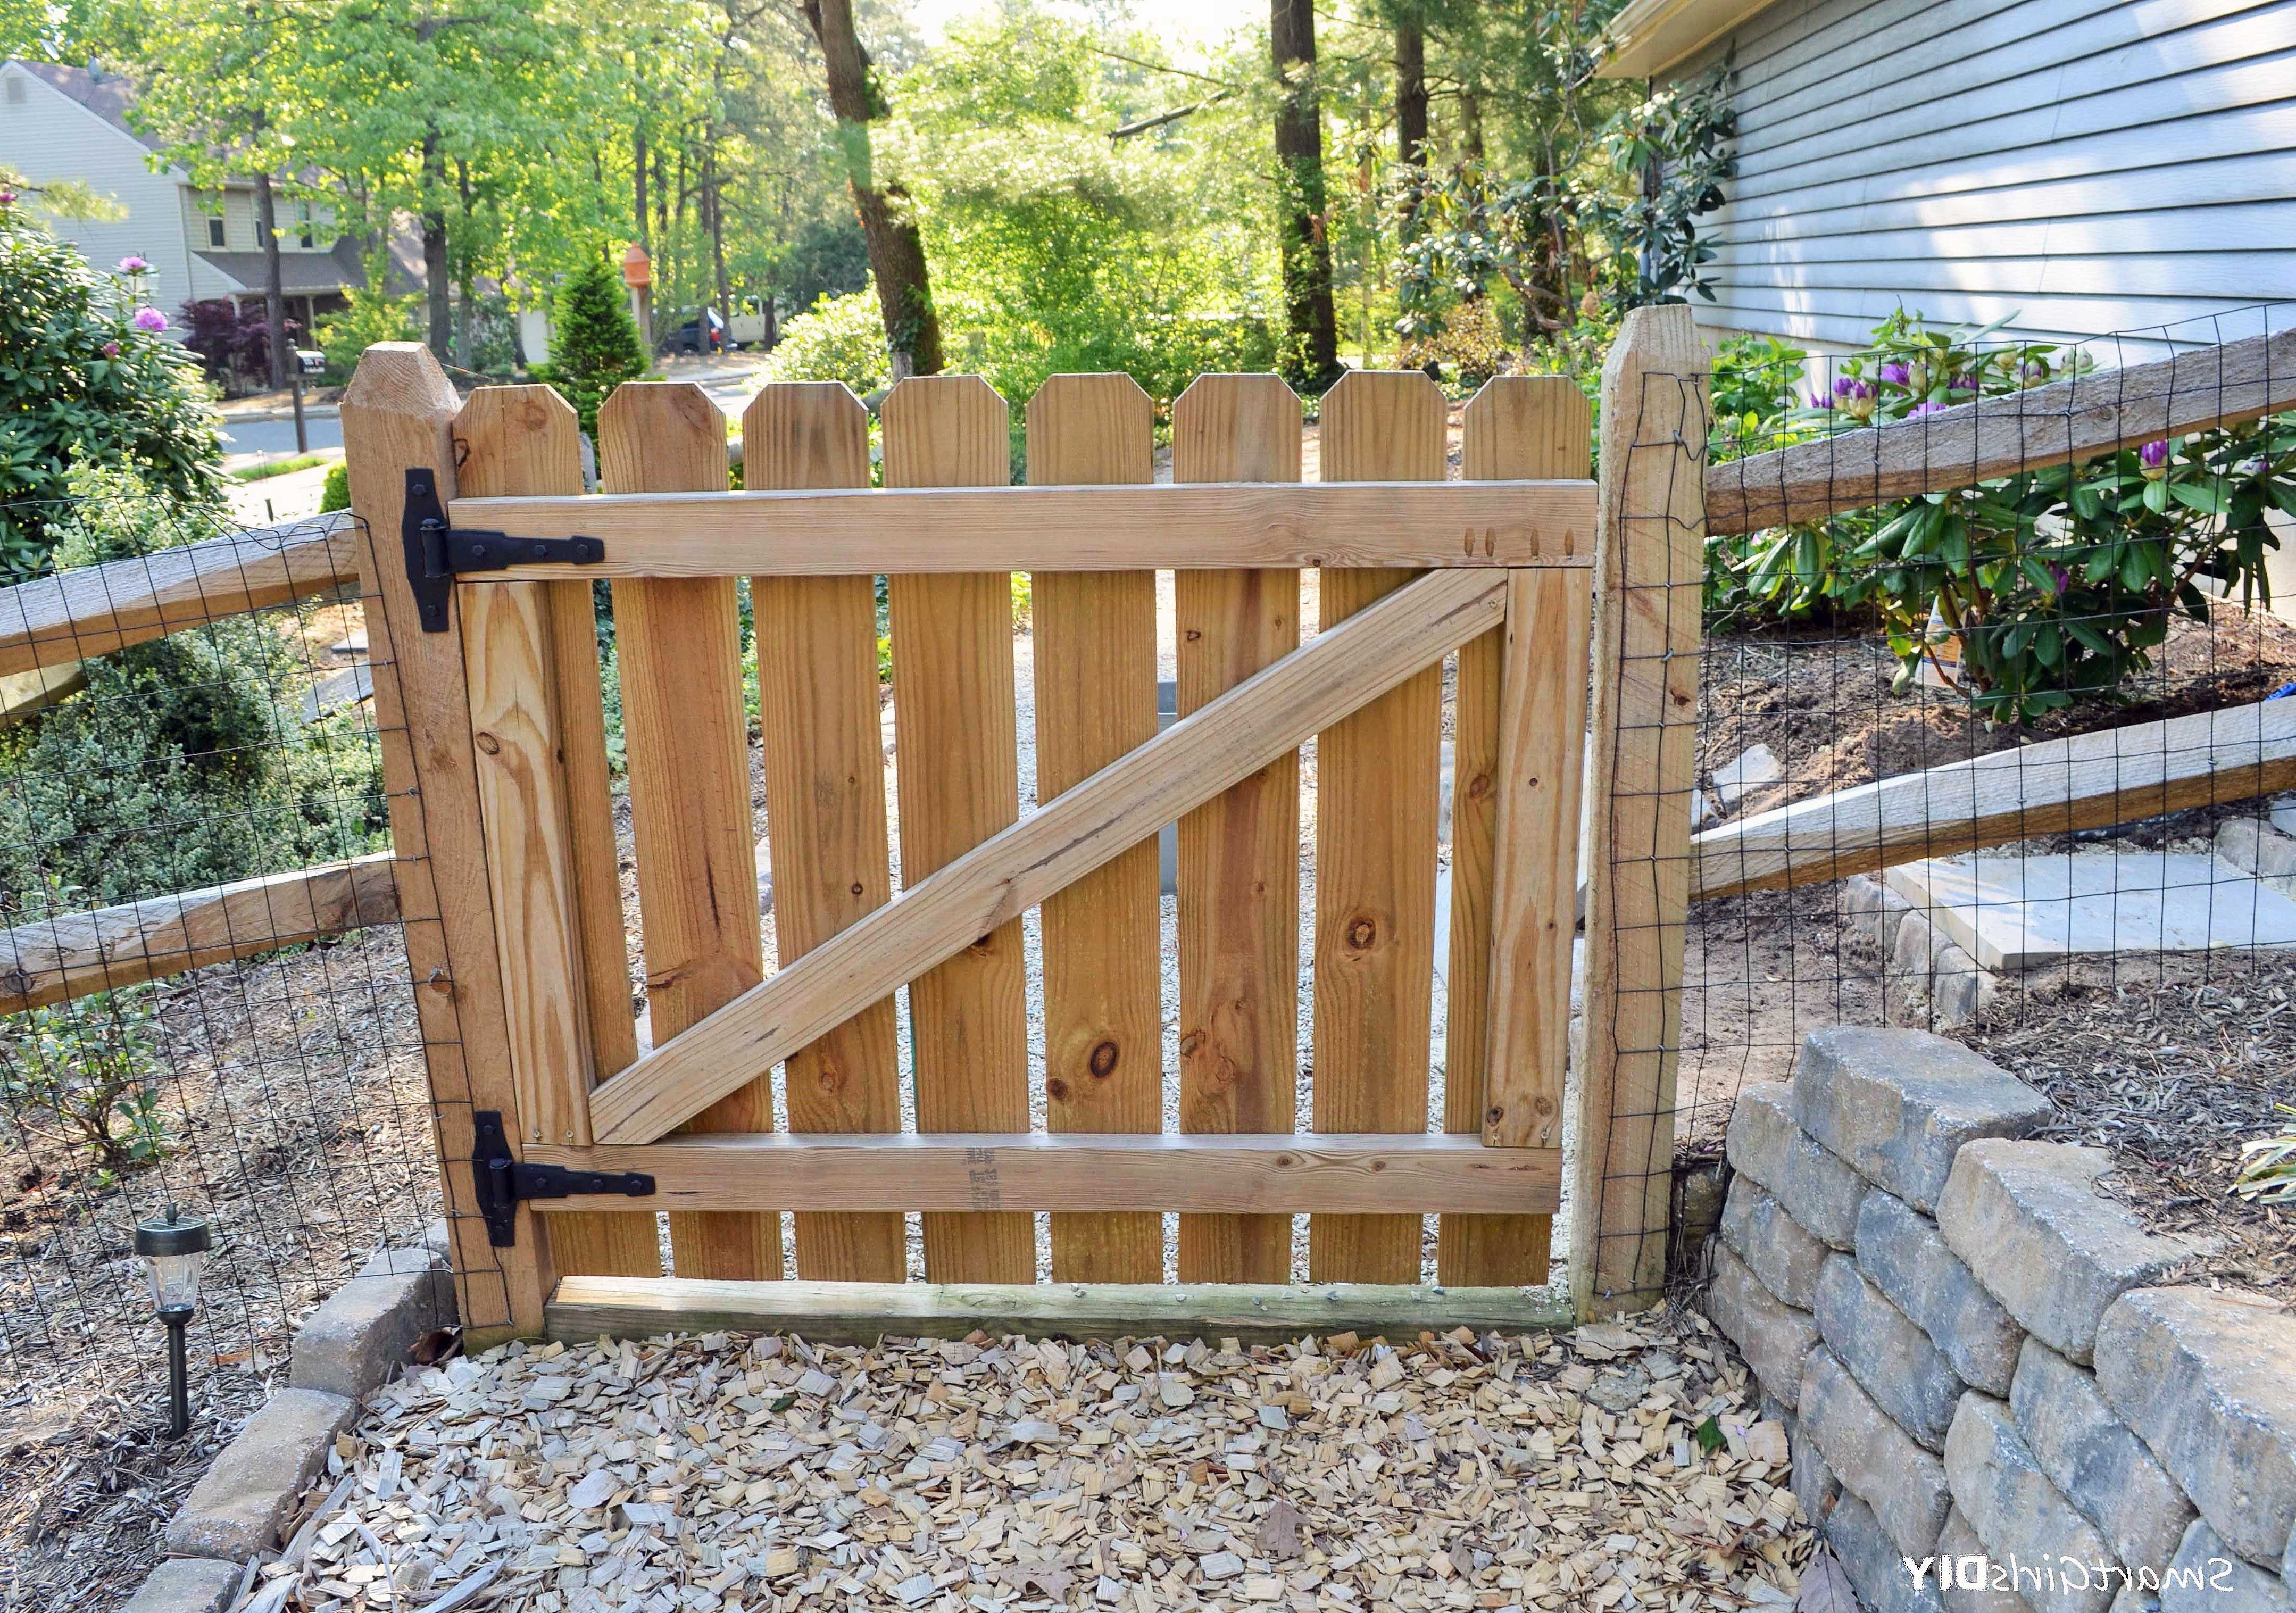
1568,305,1710,1320
340,343,553,1344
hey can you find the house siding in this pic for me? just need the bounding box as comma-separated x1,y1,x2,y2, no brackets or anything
1671,0,2296,359
0,61,207,312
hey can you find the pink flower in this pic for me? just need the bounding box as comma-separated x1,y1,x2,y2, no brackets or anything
131,306,167,334
0,189,16,206
100,340,121,357
117,255,150,273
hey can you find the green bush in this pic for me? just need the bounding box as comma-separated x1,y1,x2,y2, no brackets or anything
319,461,351,513
761,287,893,397
533,253,650,440
0,483,386,908
0,196,222,581
1701,311,2295,721
316,287,422,385
0,988,167,1171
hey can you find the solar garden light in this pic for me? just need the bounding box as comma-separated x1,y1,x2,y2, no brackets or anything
134,1206,211,1437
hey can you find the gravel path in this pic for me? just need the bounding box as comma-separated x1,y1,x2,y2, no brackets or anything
253,1308,1811,1613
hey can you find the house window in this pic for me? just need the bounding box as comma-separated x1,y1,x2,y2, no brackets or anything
207,214,226,247
296,201,314,250
4,75,26,105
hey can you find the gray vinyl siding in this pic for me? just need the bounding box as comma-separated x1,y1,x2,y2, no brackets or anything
1671,0,2296,358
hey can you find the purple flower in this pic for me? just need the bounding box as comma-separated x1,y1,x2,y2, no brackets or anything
1911,400,1949,415
1834,376,1876,421
1877,361,1911,387
1949,371,1978,392
2139,439,2170,469
117,255,150,273
131,306,167,334
2020,359,2051,385
0,189,15,206
1808,389,1832,410
2048,563,2070,595
99,340,120,358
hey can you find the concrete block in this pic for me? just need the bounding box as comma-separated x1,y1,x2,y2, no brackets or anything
1937,1141,2198,1363
2157,1521,2294,1613
1791,1411,1843,1526
1946,1394,2116,1613
1706,1242,1821,1412
1800,1345,1952,1560
1844,872,1915,955
1795,1027,2050,1212
167,1387,355,1559
1817,1252,1966,1449
2010,1338,2194,1583
122,1558,244,1613
1858,1188,2026,1395
290,1251,455,1400
1885,852,2296,971
1928,944,1999,1030
2216,820,2296,899
2094,1287,2296,1566
1720,1179,1829,1308
1829,1492,1946,1613
1939,1508,2039,1613
1725,1083,1865,1249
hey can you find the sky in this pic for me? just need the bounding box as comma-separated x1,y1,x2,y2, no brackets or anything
906,0,1247,59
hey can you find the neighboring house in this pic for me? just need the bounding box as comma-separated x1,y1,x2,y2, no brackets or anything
0,57,398,334
1598,0,2296,362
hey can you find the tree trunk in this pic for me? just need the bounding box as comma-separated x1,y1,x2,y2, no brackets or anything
455,160,477,370
1461,84,1485,162
1271,0,1339,390
801,0,944,377
706,136,731,345
252,171,288,389
420,129,451,361
1395,12,1428,238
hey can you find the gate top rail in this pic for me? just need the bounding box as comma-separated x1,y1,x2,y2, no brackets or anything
447,478,1597,578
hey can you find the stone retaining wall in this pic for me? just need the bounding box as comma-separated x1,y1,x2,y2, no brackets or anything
1702,1026,2296,1613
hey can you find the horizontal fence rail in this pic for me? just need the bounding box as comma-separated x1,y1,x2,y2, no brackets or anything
1706,325,2296,535
451,479,1599,577
0,511,359,678
526,1133,1561,1216
0,852,398,1013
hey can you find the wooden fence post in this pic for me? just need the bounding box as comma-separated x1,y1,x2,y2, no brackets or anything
339,343,552,1345
1569,305,1710,1320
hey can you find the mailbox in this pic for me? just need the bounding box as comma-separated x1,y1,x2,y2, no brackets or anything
296,348,327,377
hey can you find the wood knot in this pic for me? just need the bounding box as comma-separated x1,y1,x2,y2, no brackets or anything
1466,771,1493,801
1534,1095,1556,1116
850,882,865,897
1088,1041,1120,1078
1486,1104,1506,1126
473,731,502,756
1346,916,1377,950
1046,1077,1070,1101
1178,1030,1204,1058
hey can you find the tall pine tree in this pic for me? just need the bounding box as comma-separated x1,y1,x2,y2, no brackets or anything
537,253,648,437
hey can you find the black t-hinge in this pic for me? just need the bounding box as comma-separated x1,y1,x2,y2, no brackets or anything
470,1110,654,1246
402,468,605,633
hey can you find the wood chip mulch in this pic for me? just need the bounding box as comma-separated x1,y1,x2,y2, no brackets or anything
252,1311,1813,1613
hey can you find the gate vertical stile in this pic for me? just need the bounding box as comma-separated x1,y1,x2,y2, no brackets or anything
1569,305,1711,1320
747,383,907,1283
338,343,552,1344
455,386,660,1280
883,377,1034,1283
597,384,775,1281
1444,376,1593,1287
1172,376,1303,1285
1027,376,1164,1284
1311,372,1449,1284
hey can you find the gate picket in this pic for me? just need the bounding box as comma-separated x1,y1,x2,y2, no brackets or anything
456,386,658,1278
1025,376,1163,1283
1171,375,1302,1284
1311,372,1447,1284
1439,376,1591,1286
746,383,906,1283
883,377,1034,1283
598,384,773,1282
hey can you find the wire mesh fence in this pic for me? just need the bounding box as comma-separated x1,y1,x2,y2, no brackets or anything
0,492,452,1605
1634,300,2296,1305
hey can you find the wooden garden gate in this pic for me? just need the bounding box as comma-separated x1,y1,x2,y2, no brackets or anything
338,307,1708,1347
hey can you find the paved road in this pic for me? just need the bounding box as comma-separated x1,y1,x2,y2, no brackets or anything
219,414,343,459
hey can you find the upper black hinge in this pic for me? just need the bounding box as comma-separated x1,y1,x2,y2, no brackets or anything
470,1110,654,1247
402,468,605,633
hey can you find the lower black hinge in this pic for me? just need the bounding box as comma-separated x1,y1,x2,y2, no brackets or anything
470,1110,654,1247
403,468,605,633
